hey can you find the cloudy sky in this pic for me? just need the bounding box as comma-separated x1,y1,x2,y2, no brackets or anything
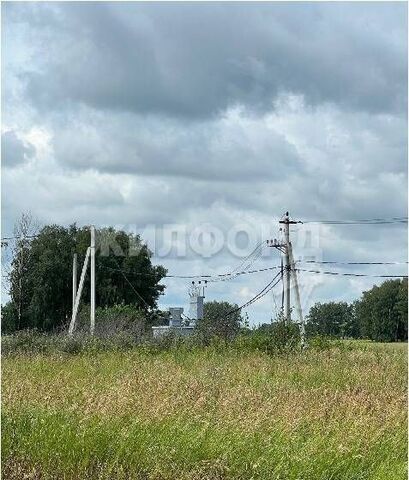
2,2,408,324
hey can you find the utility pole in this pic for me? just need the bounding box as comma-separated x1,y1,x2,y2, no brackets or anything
284,213,291,322
69,247,91,336
72,253,77,313
267,233,286,321
90,225,96,335
288,242,306,348
280,257,284,316
279,212,298,324
262,212,308,347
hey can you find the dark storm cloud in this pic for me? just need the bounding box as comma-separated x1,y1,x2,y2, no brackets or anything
8,2,408,118
1,130,35,168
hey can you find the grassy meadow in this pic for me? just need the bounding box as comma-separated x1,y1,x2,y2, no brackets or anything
2,341,407,479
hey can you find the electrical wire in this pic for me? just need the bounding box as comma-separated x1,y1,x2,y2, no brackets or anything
209,241,264,283
301,217,408,225
301,260,408,265
111,257,152,310
100,264,282,279
100,261,408,280
297,268,408,278
230,241,264,273
225,271,282,316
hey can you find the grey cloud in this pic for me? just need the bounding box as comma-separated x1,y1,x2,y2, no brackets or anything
52,110,303,181
1,130,35,168
6,2,407,119
47,101,407,223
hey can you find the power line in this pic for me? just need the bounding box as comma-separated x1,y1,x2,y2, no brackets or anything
111,257,152,310
100,264,281,279
216,247,264,283
231,241,263,273
301,260,408,266
100,261,408,280
297,268,408,278
210,241,264,283
225,271,282,316
302,216,407,225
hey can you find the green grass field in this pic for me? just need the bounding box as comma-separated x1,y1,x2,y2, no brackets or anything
2,342,407,479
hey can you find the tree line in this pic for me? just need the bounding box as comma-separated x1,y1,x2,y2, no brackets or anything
2,219,166,333
306,278,407,342
2,216,407,342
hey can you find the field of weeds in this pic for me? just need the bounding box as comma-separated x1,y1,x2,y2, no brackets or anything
2,342,407,479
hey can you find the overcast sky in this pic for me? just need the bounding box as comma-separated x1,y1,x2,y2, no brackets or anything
2,2,408,324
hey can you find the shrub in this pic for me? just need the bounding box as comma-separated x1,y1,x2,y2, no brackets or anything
1,329,55,355
60,336,83,354
307,334,333,351
74,304,148,340
232,322,301,355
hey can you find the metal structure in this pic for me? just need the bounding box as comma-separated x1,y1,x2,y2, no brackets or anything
152,306,196,338
187,281,206,326
152,281,207,338
169,307,183,327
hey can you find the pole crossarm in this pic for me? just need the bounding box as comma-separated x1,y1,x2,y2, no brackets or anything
266,239,286,254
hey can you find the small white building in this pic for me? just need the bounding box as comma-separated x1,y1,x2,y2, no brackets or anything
152,307,194,338
152,282,206,338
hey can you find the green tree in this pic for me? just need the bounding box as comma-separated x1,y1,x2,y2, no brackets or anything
6,212,39,330
355,279,407,342
7,224,167,332
1,302,18,334
306,301,356,338
196,301,243,342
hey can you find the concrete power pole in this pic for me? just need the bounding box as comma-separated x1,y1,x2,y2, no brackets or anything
278,212,302,324
283,213,291,322
270,213,306,348
279,212,298,323
72,253,77,313
288,242,306,348
69,247,91,336
90,225,96,335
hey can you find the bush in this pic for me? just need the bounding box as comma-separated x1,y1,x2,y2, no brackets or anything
307,334,333,351
74,304,148,339
2,331,142,357
1,329,54,355
233,322,302,355
196,301,242,344
60,336,84,354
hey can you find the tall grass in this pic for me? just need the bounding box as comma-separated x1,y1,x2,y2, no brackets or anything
2,343,407,479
